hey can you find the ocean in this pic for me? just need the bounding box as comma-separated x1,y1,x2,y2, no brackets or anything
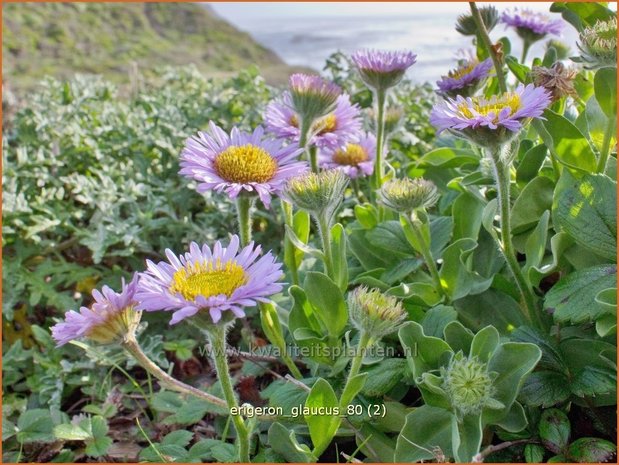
210,2,579,84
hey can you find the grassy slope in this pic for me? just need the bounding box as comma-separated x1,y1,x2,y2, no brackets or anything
3,2,296,91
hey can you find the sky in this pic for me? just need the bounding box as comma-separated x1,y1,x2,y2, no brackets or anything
210,2,557,24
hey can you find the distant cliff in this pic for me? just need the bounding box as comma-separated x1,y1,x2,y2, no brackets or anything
3,2,293,91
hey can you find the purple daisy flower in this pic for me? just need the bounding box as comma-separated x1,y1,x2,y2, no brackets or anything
319,133,376,179
502,8,564,40
265,92,362,150
135,236,283,325
288,73,341,123
351,49,417,91
437,58,493,98
51,274,141,347
179,122,307,208
430,84,551,147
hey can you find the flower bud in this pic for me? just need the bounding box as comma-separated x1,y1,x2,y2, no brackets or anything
351,49,417,92
348,286,407,340
577,17,617,70
289,73,341,124
440,353,497,417
379,178,439,213
456,6,499,36
283,169,348,223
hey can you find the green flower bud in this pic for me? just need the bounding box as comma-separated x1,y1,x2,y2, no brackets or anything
577,17,617,70
455,6,499,36
348,286,407,340
441,353,498,417
283,169,348,223
379,178,439,213
369,106,405,134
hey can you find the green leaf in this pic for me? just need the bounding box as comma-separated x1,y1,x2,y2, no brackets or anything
470,325,500,363
395,405,455,462
269,422,317,462
360,359,406,397
367,221,415,256
550,2,616,30
456,414,483,462
511,176,555,234
525,444,546,463
84,416,112,457
539,409,571,454
16,408,55,444
439,238,493,300
340,372,368,407
161,430,194,448
506,56,531,83
495,401,528,433
523,211,550,278
399,322,452,378
567,437,617,463
519,371,571,407
594,67,617,118
303,272,347,338
422,305,458,338
260,302,286,351
452,192,484,241
454,288,528,334
304,378,340,456
554,172,617,261
415,147,479,168
484,342,542,423
54,423,92,441
537,111,597,173
356,424,398,462
517,144,548,185
443,320,474,355
354,203,378,229
211,443,238,462
545,265,617,324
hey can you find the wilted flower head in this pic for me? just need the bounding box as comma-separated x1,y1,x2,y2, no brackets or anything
136,236,283,325
379,178,439,213
501,8,564,42
351,49,417,92
430,84,551,148
437,58,493,98
531,62,577,102
319,133,376,179
283,169,349,223
348,286,407,340
288,73,341,123
179,122,307,208
264,92,362,150
441,352,499,417
51,274,141,346
456,6,499,36
577,17,617,69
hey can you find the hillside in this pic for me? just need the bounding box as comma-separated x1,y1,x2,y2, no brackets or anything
2,2,296,91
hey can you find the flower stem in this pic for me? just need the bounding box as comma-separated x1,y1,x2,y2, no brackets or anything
372,88,387,190
281,200,300,286
401,213,448,303
316,213,334,279
597,115,616,173
206,325,251,463
487,147,543,329
121,333,227,409
309,145,319,173
340,331,371,407
235,196,253,247
299,117,318,173
521,39,532,63
470,2,507,94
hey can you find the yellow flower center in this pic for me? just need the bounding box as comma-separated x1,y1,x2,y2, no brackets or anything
169,260,248,301
333,144,369,166
449,61,477,79
290,114,338,135
214,144,277,184
458,93,521,119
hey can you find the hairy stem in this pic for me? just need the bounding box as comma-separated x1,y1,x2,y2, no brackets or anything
316,213,334,279
401,213,448,303
470,2,507,93
521,39,532,63
206,325,251,463
487,147,542,329
235,196,253,246
372,89,387,190
121,334,227,408
281,200,300,286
